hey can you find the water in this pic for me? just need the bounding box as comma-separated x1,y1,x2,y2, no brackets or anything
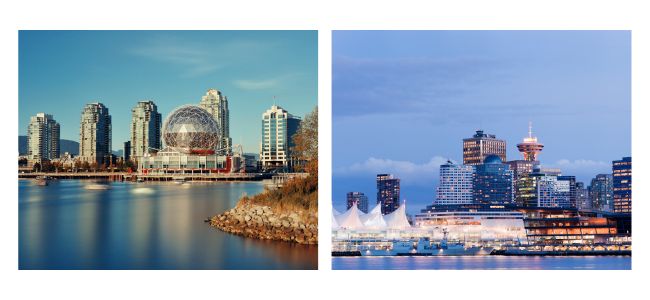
332,256,631,270
19,179,317,270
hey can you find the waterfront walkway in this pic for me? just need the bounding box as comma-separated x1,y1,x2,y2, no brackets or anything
18,172,271,181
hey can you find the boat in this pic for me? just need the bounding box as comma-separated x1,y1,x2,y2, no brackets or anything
172,176,187,184
35,176,48,186
85,183,111,190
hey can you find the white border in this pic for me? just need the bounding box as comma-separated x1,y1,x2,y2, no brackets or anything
1,1,648,299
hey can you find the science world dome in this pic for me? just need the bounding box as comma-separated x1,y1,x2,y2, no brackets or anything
162,105,220,155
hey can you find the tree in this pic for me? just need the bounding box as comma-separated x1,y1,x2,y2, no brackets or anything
291,106,318,175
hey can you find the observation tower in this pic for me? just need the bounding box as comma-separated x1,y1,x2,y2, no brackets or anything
516,122,544,162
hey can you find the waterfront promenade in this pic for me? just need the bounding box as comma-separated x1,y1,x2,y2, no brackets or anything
18,171,271,181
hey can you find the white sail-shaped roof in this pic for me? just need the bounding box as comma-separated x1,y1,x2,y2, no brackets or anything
383,203,411,229
332,210,340,229
333,208,341,216
335,202,365,230
360,203,387,229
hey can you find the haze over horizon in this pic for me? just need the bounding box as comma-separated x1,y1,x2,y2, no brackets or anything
19,30,318,155
332,31,631,214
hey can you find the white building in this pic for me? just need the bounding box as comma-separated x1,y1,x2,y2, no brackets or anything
199,89,232,154
130,100,161,160
27,113,60,165
79,103,111,165
260,105,301,170
435,161,475,205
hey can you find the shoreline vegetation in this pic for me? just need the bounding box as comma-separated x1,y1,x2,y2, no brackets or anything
210,107,319,245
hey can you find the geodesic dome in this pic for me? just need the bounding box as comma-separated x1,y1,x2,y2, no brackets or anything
162,105,220,155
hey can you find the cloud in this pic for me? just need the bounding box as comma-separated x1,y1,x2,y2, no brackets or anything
233,73,303,90
128,35,278,78
544,159,612,181
334,156,450,186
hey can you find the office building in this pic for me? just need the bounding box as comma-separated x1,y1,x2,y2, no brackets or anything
435,161,475,205
130,100,162,160
260,105,301,170
199,89,232,154
576,181,590,210
589,174,613,212
473,155,514,205
377,174,400,215
79,103,112,165
27,113,60,165
612,157,632,213
123,141,131,161
347,192,369,213
463,130,506,165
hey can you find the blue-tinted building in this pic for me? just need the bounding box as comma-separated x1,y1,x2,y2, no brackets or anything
613,157,631,213
347,192,369,213
377,174,400,215
589,174,613,212
473,155,514,205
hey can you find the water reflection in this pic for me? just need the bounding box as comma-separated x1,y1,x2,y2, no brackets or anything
19,180,317,269
332,256,630,270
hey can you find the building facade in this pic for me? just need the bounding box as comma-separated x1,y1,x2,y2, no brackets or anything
612,157,631,213
462,130,507,165
576,181,590,210
199,89,232,154
79,103,112,165
473,155,514,205
123,141,131,161
260,105,301,170
377,174,400,215
347,192,369,213
536,175,572,208
130,100,161,160
435,161,475,205
27,113,60,165
589,174,614,212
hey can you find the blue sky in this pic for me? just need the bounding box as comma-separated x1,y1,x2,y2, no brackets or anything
332,31,631,214
19,30,317,154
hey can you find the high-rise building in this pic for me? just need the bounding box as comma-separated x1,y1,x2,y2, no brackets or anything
589,174,613,212
199,89,232,154
576,181,590,210
123,141,131,161
377,174,400,215
507,160,538,207
130,101,161,160
612,157,632,213
463,130,506,165
473,155,513,205
435,161,475,205
537,175,572,208
516,122,544,162
347,192,369,213
79,103,112,165
27,113,60,165
558,175,577,208
260,105,301,170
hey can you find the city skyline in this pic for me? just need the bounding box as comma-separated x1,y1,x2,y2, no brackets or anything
333,30,630,214
19,31,318,154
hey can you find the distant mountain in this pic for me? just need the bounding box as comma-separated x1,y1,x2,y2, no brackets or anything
18,135,79,156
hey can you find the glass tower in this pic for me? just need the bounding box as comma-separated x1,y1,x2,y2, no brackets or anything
377,174,400,215
260,105,301,170
473,155,514,205
347,192,369,213
612,157,631,213
199,89,232,154
130,100,161,160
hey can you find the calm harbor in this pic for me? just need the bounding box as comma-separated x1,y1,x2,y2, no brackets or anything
19,179,317,269
333,256,631,270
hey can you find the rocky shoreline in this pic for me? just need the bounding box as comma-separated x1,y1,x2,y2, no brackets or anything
209,204,318,245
